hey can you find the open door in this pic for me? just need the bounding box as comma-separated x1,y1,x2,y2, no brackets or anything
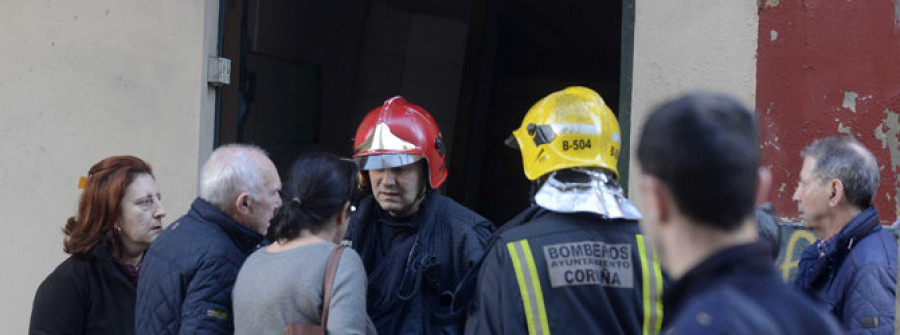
219,0,628,224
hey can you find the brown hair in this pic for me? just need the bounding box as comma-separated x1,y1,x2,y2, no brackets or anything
63,155,154,257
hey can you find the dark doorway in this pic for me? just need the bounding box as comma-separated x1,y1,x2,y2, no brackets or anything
219,0,627,225
449,0,626,224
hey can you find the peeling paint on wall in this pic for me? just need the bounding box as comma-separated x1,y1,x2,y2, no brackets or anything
895,187,900,217
771,30,779,41
895,0,900,29
765,0,780,7
838,122,853,136
875,108,900,172
875,109,900,216
843,91,858,112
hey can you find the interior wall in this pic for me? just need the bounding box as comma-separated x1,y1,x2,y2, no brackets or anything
237,0,368,169
457,0,624,224
0,1,219,332
224,0,470,178
628,0,758,203
353,1,471,155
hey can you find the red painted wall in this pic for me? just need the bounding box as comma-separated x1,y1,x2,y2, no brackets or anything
757,0,900,224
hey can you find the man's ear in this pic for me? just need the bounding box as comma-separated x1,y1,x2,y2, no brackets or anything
640,175,671,225
234,192,251,215
828,179,846,207
755,167,772,205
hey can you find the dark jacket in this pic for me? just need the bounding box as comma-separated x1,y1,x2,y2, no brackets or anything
665,243,842,334
135,198,264,335
344,190,493,334
466,207,665,335
795,206,898,334
30,245,136,335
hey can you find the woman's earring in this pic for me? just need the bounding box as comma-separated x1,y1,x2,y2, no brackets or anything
115,226,122,234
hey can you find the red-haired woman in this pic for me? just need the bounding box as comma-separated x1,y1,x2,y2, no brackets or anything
30,156,166,335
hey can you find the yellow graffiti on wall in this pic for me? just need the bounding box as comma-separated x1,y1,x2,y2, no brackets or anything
779,229,817,281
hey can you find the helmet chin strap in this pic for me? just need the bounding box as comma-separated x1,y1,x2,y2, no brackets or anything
414,160,429,206
412,182,428,210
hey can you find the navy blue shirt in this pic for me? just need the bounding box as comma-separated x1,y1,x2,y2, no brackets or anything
665,243,842,334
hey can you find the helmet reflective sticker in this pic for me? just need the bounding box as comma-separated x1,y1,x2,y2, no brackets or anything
355,122,419,154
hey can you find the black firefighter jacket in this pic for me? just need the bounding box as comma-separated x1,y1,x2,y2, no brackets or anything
345,190,493,334
466,207,665,335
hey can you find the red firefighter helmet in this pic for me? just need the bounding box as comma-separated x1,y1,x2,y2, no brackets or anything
353,96,448,189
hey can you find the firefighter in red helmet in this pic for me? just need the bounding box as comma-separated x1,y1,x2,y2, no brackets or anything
344,96,493,334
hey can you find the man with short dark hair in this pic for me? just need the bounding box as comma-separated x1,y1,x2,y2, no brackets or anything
136,144,283,334
793,136,897,333
635,93,841,334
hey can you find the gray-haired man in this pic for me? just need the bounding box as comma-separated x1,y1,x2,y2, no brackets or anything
136,144,282,334
793,136,897,333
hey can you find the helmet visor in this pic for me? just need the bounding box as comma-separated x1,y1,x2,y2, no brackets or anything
504,134,520,150
355,154,424,171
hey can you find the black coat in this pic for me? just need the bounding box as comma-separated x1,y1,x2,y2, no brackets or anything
30,244,136,335
466,207,664,334
345,190,493,334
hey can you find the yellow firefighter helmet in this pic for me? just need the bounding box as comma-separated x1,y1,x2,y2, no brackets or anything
509,86,622,181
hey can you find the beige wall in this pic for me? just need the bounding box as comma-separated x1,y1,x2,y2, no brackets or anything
627,1,758,200
0,0,219,332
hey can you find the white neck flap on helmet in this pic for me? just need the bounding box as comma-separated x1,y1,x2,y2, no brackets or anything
533,167,641,220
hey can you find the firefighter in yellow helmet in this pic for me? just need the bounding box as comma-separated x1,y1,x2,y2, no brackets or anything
466,87,665,334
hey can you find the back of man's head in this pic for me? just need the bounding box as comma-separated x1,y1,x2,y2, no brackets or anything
199,144,269,213
637,93,759,231
801,136,879,210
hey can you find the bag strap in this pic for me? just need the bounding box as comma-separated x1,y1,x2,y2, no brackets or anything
320,245,345,329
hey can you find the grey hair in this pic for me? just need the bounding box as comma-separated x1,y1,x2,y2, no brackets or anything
801,136,879,209
199,144,269,212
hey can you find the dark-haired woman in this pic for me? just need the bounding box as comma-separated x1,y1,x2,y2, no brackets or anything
233,153,375,335
30,156,166,334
